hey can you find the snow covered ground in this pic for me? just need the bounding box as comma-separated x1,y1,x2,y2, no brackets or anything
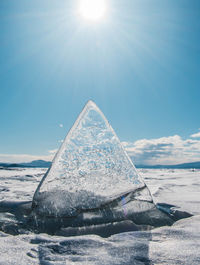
0,168,199,264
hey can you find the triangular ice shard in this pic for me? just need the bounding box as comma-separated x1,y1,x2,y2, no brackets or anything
33,101,152,217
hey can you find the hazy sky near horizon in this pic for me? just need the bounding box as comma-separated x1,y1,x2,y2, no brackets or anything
0,0,200,164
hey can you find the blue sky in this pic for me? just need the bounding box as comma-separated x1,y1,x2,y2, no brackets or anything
0,0,200,164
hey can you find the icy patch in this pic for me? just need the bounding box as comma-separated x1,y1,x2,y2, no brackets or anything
0,216,199,265
141,168,200,215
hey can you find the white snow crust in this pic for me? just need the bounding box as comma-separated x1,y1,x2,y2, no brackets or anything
0,167,199,264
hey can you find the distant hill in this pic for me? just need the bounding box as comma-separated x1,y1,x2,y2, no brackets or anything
0,160,51,168
21,160,51,168
135,161,200,169
0,160,200,169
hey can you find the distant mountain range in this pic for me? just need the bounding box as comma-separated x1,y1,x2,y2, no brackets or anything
136,161,200,169
0,160,51,168
0,159,200,169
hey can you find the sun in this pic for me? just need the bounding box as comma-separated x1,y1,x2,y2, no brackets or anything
79,0,107,21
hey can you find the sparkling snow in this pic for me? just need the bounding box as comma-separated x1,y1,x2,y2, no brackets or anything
0,167,199,264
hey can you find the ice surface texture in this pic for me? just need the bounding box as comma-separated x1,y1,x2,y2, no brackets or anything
33,101,152,217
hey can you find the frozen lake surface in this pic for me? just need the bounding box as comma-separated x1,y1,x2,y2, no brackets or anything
0,167,199,264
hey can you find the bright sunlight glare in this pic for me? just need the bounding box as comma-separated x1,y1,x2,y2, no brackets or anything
79,0,107,21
